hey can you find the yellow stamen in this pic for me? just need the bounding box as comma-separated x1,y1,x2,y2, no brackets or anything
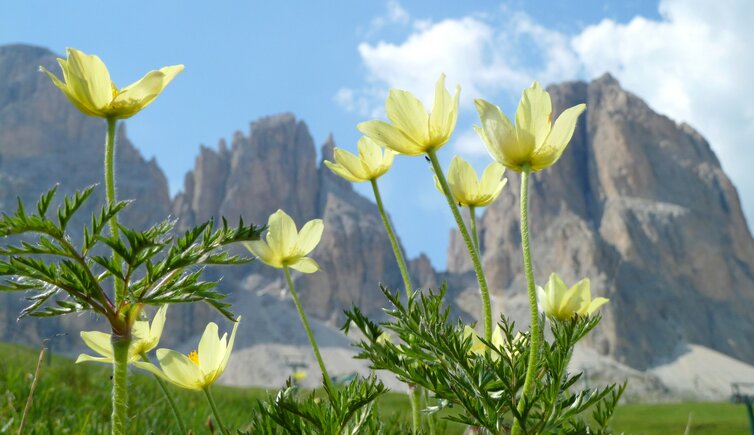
111,82,119,99
188,350,199,365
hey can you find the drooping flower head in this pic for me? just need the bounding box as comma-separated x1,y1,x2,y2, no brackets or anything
434,156,507,207
135,318,241,390
474,81,585,172
358,74,460,156
324,136,395,182
76,305,168,364
536,273,609,321
40,48,183,119
244,210,324,273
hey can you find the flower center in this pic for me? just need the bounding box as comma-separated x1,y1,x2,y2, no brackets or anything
188,350,199,365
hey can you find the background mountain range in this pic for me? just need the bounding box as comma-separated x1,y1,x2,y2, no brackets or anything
2,44,754,400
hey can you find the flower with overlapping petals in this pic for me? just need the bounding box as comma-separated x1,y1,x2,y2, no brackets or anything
135,318,240,390
244,210,323,274
434,156,507,207
76,305,168,364
358,74,460,156
324,136,395,182
474,81,585,172
536,274,609,321
40,48,183,119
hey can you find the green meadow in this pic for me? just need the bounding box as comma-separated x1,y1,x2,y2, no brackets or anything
1,342,749,434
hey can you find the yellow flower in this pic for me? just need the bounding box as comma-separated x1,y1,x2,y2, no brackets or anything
474,81,586,172
244,210,323,273
323,136,395,182
433,156,507,207
358,74,460,156
536,274,609,321
40,48,183,119
135,318,241,390
76,305,168,364
463,325,505,359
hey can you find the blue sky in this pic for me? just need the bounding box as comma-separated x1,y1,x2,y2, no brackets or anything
2,0,752,270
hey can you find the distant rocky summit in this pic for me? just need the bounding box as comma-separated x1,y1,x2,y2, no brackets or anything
1,44,753,395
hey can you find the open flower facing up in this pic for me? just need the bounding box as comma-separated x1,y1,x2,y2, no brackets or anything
537,274,609,321
474,81,585,172
135,319,240,391
76,305,168,364
358,74,460,156
244,210,324,274
40,48,183,119
324,136,395,182
434,156,507,207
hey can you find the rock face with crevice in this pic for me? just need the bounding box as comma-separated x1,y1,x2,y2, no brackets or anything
447,74,754,369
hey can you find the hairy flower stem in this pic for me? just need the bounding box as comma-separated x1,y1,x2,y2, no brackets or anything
370,179,413,298
203,387,229,435
428,150,492,341
469,206,479,252
104,117,124,305
371,179,423,433
111,336,131,435
425,388,437,435
141,353,186,433
409,385,422,434
512,168,539,435
283,265,335,392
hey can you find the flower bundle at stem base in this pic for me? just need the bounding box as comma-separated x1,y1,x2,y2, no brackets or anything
141,353,186,433
427,150,493,341
204,386,229,435
512,168,540,435
283,265,335,392
111,336,131,435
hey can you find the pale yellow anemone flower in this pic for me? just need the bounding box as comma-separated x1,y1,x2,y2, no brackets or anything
536,274,609,321
433,156,507,207
76,305,168,364
134,318,240,391
474,81,586,172
244,210,323,273
358,74,460,156
324,136,396,182
40,48,183,119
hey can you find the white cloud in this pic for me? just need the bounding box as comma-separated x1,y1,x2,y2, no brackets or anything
453,128,487,157
572,0,754,225
368,0,410,34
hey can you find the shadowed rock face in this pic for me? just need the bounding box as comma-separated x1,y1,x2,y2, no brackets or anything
448,74,754,369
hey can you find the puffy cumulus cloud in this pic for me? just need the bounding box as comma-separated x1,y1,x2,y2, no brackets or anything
572,0,754,225
368,0,410,35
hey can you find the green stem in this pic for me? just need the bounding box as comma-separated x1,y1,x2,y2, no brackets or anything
203,387,228,435
141,353,186,433
370,179,413,298
111,335,130,435
469,206,479,252
283,265,335,392
104,117,124,305
428,150,492,341
409,385,422,434
512,168,539,435
425,388,437,435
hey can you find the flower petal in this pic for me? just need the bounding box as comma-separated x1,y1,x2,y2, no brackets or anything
217,316,241,377
267,210,297,258
429,74,453,144
358,120,423,156
198,322,225,375
531,103,586,171
288,257,320,273
244,240,280,267
386,89,429,145
80,330,113,358
334,148,369,181
515,81,552,153
447,156,479,205
65,48,113,111
111,65,184,119
357,136,382,170
324,160,363,183
156,349,204,390
147,305,168,351
474,99,528,170
296,219,324,256
75,354,112,364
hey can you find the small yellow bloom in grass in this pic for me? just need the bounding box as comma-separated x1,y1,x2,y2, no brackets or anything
474,81,586,172
434,156,507,207
40,48,183,119
358,74,460,156
536,273,609,321
244,210,324,273
324,136,396,182
76,305,168,364
135,318,240,390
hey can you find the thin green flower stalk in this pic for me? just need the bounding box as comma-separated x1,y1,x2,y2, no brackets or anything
140,353,186,433
104,117,126,305
512,168,538,435
428,150,493,341
284,265,335,392
204,386,229,435
370,179,413,297
469,206,479,252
